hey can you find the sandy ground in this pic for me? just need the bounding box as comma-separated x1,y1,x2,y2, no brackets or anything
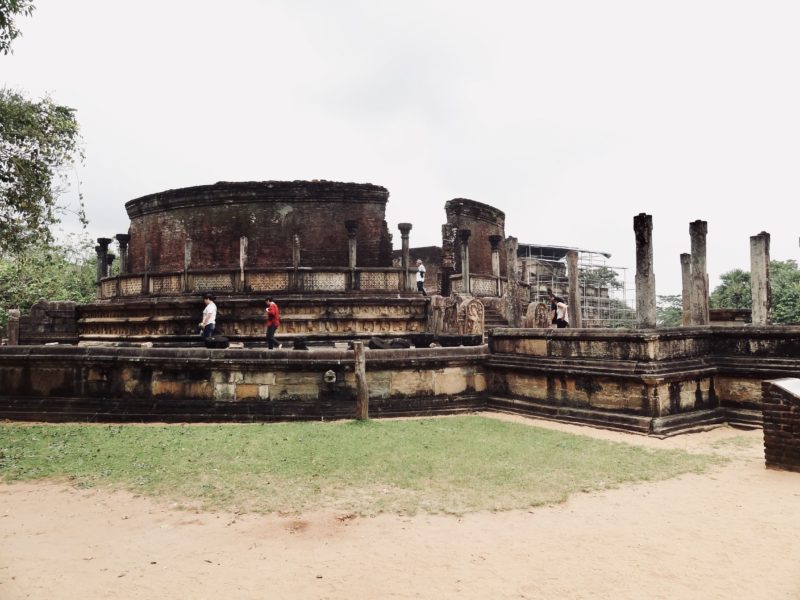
1,415,799,600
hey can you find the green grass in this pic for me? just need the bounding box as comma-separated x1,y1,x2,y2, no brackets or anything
0,416,722,515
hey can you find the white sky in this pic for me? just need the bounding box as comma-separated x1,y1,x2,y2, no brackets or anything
3,0,799,295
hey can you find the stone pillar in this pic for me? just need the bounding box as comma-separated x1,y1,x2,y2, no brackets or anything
94,245,104,283
7,309,20,345
143,242,152,295
115,234,130,274
750,231,771,326
353,341,369,420
566,250,583,328
680,253,691,326
345,220,359,291
633,214,657,329
458,228,472,294
489,234,502,296
106,253,116,276
504,236,523,327
292,234,301,269
441,224,457,297
505,236,519,282
183,238,192,293
689,220,709,326
398,223,412,292
345,220,358,269
97,238,112,278
239,236,248,292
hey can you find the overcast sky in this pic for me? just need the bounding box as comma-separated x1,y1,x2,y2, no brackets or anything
4,0,799,295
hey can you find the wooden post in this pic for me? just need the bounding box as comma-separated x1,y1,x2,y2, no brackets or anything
353,341,369,419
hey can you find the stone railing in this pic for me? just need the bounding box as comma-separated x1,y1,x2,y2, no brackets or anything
98,267,407,299
450,273,507,297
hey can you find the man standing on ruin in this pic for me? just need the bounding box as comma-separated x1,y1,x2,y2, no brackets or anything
265,297,281,349
199,293,217,339
416,259,427,296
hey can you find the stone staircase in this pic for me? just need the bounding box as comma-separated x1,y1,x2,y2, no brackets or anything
483,306,508,333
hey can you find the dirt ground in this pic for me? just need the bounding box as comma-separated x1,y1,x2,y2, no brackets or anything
1,414,798,600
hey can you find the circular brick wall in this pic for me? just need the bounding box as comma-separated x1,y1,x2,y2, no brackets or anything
444,198,506,277
124,181,393,273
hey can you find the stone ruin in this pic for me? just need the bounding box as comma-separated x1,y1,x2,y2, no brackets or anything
2,185,800,466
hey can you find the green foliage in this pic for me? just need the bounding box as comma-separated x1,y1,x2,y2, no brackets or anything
0,234,96,325
710,268,751,310
710,260,800,324
0,88,84,253
0,417,720,515
0,0,34,55
579,265,623,289
657,294,683,327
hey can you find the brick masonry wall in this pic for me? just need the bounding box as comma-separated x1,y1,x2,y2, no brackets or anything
762,379,800,473
124,181,393,273
445,198,506,277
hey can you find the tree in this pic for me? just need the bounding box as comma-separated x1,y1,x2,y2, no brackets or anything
709,268,751,310
0,88,84,253
0,234,96,326
657,294,683,327
710,260,800,325
579,265,623,289
0,0,35,55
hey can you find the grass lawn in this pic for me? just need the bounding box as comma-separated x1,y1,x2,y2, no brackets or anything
0,416,722,515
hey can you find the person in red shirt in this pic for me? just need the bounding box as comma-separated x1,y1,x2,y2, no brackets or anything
265,297,281,349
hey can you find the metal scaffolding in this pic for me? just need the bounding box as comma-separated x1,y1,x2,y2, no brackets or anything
518,243,636,328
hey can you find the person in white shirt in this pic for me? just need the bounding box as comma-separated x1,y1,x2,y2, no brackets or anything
199,293,217,338
415,259,427,296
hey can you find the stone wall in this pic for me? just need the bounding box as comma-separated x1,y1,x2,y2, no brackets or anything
0,345,487,422
19,301,79,345
762,379,800,472
78,296,429,343
124,181,393,273
488,326,800,434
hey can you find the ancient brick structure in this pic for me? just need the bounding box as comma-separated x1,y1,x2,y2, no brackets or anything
762,379,800,472
125,181,393,273
444,198,507,278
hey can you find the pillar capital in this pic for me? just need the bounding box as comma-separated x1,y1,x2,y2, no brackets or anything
345,220,359,238
115,233,130,247
97,237,113,250
458,228,472,243
398,223,413,236
488,234,503,250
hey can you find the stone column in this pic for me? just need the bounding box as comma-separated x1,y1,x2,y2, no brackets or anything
95,237,112,281
750,231,771,326
115,234,130,274
489,234,502,296
143,242,152,295
106,253,116,275
291,234,301,292
566,250,583,328
183,238,192,292
292,234,301,269
345,220,358,269
504,236,522,327
7,309,20,346
345,220,359,291
398,223,412,292
680,253,691,326
239,236,248,292
689,220,709,326
458,228,472,294
353,341,369,420
94,245,104,283
633,214,656,329
440,224,457,297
